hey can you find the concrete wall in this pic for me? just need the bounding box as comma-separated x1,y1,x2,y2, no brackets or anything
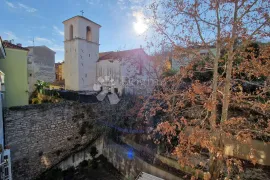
57,136,104,170
103,139,182,180
0,48,29,107
4,100,128,180
27,46,55,93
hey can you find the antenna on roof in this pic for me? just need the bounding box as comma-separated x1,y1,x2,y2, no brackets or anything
32,37,35,46
80,10,84,16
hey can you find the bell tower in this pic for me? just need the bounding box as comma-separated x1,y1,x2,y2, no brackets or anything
63,15,101,91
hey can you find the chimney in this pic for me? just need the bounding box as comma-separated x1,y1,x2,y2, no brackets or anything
17,43,22,47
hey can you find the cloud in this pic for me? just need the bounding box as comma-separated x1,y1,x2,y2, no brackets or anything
53,26,64,36
18,3,37,13
4,31,18,40
86,0,100,5
117,0,127,10
5,1,16,8
5,2,37,13
50,45,64,52
33,37,64,52
35,37,52,44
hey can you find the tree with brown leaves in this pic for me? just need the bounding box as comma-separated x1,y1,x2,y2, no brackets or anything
140,0,270,179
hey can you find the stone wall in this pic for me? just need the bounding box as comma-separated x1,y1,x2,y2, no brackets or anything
4,100,128,180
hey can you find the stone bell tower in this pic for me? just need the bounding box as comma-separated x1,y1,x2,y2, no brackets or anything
63,15,101,91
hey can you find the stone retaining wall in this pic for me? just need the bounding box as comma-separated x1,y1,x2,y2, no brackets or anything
4,100,128,180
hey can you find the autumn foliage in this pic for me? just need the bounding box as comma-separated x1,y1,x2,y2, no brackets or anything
139,0,270,179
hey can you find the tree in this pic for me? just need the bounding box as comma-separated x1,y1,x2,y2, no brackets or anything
34,80,49,94
141,0,270,179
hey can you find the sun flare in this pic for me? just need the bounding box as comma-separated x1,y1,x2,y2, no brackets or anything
133,12,148,35
133,21,147,34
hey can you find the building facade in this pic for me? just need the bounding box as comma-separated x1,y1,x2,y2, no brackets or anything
55,62,64,81
0,38,13,180
97,48,155,95
63,16,101,91
62,16,156,95
27,46,55,94
0,41,29,107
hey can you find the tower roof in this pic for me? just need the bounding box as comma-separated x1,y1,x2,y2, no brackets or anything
63,15,101,27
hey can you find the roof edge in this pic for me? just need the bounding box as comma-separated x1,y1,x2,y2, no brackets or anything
26,46,56,54
62,15,101,27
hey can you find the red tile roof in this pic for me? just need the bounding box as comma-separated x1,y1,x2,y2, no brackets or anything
3,41,29,51
98,48,148,61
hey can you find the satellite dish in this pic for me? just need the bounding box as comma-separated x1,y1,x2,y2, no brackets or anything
94,75,120,104
97,77,105,83
93,84,101,91
104,76,110,82
108,93,120,105
96,90,107,101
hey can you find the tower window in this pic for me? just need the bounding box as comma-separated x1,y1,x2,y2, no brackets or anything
86,26,92,41
69,25,73,40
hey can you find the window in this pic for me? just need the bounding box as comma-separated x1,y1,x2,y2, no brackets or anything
86,26,92,41
69,25,73,40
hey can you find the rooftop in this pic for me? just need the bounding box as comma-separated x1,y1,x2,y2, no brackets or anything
3,41,29,51
98,48,148,61
26,45,56,53
63,15,101,27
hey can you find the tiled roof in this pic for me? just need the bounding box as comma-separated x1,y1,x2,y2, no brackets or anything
3,41,29,51
98,48,148,61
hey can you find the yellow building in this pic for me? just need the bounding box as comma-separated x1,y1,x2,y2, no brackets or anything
51,62,65,90
55,62,63,81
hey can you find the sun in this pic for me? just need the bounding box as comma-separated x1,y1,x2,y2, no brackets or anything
133,21,147,35
133,12,148,35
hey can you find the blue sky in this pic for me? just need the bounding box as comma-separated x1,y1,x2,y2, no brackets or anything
0,0,147,62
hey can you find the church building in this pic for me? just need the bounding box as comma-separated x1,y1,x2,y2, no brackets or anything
63,15,154,95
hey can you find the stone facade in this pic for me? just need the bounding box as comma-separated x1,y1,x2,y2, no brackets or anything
27,46,56,93
4,100,128,180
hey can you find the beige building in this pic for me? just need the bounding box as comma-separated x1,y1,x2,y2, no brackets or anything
62,16,156,95
63,16,101,91
97,48,154,95
55,62,64,81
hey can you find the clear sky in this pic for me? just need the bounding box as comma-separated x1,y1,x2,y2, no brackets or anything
0,0,147,62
